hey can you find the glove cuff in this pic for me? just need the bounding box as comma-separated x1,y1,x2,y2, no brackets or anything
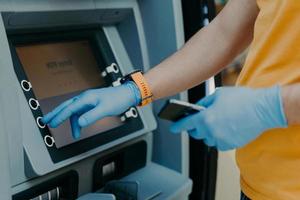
123,81,142,106
264,85,288,128
276,86,288,127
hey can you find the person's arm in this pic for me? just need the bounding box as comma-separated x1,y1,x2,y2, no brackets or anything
145,0,259,99
42,0,259,138
282,84,300,125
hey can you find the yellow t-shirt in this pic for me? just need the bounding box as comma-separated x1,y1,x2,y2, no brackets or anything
236,0,300,199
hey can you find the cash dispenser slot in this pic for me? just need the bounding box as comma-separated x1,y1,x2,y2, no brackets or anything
12,171,79,200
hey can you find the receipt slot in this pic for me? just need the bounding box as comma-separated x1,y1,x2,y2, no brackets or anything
0,1,192,200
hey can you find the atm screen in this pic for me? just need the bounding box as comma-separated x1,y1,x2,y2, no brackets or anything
16,40,123,148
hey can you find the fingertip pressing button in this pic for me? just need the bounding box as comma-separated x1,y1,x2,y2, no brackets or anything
36,117,46,129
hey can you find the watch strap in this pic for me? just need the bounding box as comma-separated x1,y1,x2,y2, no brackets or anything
121,70,153,106
130,72,153,106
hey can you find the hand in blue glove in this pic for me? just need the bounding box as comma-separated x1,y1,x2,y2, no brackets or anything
170,86,287,151
42,82,141,139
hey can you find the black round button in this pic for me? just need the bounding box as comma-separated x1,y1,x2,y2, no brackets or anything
21,80,31,91
113,64,118,71
110,63,119,73
29,98,39,110
132,109,137,116
31,100,37,108
44,135,55,147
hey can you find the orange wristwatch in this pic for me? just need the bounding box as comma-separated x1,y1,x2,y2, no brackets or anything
121,70,153,106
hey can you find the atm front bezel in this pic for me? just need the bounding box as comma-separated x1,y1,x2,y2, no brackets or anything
8,27,144,163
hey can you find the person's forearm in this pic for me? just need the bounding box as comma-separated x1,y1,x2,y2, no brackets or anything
144,0,259,100
282,84,300,125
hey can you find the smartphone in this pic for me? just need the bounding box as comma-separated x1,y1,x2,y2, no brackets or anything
158,99,205,122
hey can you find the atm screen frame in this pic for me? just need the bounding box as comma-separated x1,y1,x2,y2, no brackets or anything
8,28,144,163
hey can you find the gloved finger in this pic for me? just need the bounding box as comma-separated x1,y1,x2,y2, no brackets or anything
49,96,95,128
197,93,216,107
217,144,231,151
170,114,197,134
42,98,75,124
217,141,234,151
70,114,81,139
78,106,107,127
188,129,205,140
203,137,216,147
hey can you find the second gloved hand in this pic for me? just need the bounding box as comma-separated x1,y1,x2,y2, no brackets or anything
170,86,288,151
42,82,141,139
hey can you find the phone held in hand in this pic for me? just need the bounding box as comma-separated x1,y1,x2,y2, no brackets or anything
158,99,205,122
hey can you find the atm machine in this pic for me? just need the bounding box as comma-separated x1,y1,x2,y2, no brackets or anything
0,0,192,200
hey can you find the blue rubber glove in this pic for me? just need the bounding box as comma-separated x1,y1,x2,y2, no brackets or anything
170,86,287,151
42,82,141,139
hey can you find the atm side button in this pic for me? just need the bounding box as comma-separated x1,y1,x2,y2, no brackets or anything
36,117,46,129
29,98,40,110
21,80,32,92
101,63,120,77
112,77,122,87
44,135,55,148
121,107,138,122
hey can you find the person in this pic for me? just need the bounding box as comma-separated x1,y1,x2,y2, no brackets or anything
42,0,300,199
